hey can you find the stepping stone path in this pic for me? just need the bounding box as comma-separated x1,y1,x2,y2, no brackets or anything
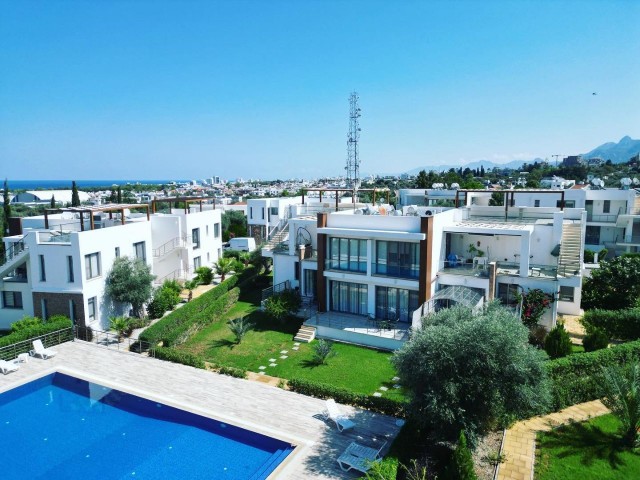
373,392,382,397
269,363,277,367
379,386,388,392
254,342,304,376
393,384,401,389
280,355,288,359
269,358,277,363
259,366,266,370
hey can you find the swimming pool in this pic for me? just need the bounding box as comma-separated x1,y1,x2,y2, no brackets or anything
0,372,294,479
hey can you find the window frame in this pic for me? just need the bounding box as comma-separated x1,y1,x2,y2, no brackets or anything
67,255,74,283
2,291,23,309
133,241,146,262
559,286,575,302
85,252,102,280
87,296,97,320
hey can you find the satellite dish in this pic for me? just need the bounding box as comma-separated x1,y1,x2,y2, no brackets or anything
424,209,433,216
407,206,417,216
621,178,632,187
451,183,460,190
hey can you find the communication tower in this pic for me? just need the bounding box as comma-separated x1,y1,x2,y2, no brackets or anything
345,92,362,190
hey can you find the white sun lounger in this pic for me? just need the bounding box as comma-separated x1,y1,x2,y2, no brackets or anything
337,441,386,473
0,359,20,375
31,339,58,359
322,398,355,432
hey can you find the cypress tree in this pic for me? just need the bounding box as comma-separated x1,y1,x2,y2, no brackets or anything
447,431,478,480
2,179,10,235
71,181,80,207
50,195,56,208
117,186,122,204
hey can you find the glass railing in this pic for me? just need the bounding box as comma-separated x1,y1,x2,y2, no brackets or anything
587,213,617,222
324,259,367,274
372,263,419,280
585,235,600,245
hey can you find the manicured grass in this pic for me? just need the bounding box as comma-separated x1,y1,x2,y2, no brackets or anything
178,280,406,400
535,414,640,480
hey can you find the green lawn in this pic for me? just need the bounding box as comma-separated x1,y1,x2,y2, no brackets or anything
535,414,640,480
178,281,406,400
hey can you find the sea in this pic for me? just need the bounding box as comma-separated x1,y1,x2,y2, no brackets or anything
7,180,189,190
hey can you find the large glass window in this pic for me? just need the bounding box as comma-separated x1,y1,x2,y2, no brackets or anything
498,283,519,306
330,281,367,315
603,200,611,214
304,269,317,299
85,253,101,279
375,287,419,322
375,241,419,279
585,226,600,245
2,291,23,309
193,256,201,271
328,237,367,273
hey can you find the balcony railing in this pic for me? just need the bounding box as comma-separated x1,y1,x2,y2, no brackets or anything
585,235,601,245
587,213,617,223
372,263,419,280
618,235,640,245
325,259,367,274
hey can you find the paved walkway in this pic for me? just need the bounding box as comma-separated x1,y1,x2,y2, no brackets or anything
0,341,401,479
559,314,586,345
496,399,610,480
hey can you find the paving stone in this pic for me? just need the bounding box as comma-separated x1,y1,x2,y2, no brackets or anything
269,363,277,367
258,366,266,370
280,355,288,359
379,386,388,391
393,384,401,389
292,347,299,351
280,350,288,354
293,342,301,346
373,392,382,397
258,371,265,376
269,358,277,363
392,376,400,381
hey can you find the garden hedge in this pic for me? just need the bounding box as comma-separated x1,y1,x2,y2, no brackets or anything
582,308,640,341
287,377,406,418
139,267,257,347
545,339,640,409
152,347,206,369
0,316,73,349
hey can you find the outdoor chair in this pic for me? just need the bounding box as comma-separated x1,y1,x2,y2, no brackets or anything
337,441,386,473
0,359,20,375
322,398,355,432
30,339,58,359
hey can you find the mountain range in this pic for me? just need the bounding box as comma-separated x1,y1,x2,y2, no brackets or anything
404,136,640,175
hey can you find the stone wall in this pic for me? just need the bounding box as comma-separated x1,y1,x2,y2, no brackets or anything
32,292,86,327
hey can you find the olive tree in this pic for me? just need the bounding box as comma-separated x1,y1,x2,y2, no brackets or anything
582,255,640,310
105,257,155,318
393,303,551,444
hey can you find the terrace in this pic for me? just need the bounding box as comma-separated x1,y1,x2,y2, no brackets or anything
0,341,402,480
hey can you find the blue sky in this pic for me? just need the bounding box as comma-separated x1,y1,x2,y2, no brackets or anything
1,0,639,181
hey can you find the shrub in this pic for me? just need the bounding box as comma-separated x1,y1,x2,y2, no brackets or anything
545,340,640,409
582,256,640,310
217,365,247,379
445,431,478,480
194,266,214,285
76,326,94,342
312,339,336,365
582,327,610,352
148,285,180,319
152,347,206,369
287,378,406,417
110,316,132,339
0,316,73,354
10,316,43,332
601,362,640,447
520,288,554,328
139,267,257,347
544,324,572,359
264,288,302,322
582,308,640,341
162,279,183,296
227,317,254,344
528,325,548,348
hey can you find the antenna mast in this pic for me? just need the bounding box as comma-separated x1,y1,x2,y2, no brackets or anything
345,92,361,190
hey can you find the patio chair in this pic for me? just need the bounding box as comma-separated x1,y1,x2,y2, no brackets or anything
30,339,58,359
322,399,355,432
0,359,19,375
337,441,385,473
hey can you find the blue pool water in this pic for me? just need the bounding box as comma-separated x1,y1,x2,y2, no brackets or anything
0,373,293,479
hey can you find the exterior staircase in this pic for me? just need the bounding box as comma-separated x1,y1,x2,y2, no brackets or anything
153,236,188,259
0,240,29,280
294,325,316,343
261,222,290,255
557,222,582,277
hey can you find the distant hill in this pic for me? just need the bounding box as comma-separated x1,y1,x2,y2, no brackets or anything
404,158,540,176
582,136,640,163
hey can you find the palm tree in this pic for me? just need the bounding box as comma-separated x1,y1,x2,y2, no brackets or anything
227,317,254,344
214,257,236,282
238,251,251,267
601,362,640,447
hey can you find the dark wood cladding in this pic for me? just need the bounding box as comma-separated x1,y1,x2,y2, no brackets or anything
418,215,433,304
316,213,328,312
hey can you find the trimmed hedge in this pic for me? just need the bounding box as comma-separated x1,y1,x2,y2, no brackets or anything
217,365,247,379
139,268,257,347
287,378,406,418
152,347,206,369
545,339,640,409
582,308,640,341
0,316,73,350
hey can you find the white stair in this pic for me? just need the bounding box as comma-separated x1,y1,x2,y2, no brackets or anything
558,223,582,277
294,325,316,343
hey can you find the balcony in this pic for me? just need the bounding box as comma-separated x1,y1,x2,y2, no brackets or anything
37,231,72,244
438,260,489,278
587,213,617,223
496,262,557,280
325,259,367,274
372,263,419,280
617,235,640,245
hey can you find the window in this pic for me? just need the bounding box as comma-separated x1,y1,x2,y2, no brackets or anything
375,241,419,279
207,252,210,262
214,223,220,238
39,255,46,281
304,269,317,299
270,207,278,216
534,200,540,207
295,261,300,280
134,241,146,261
206,225,209,236
261,208,265,220
559,286,574,302
2,291,23,309
88,296,97,320
375,287,419,322
250,207,253,219
328,237,367,273
115,247,120,258
85,252,101,279
69,299,76,323
41,299,48,320
330,281,367,315
603,200,610,214
192,228,200,249
497,283,519,306
194,256,201,270
585,226,600,245
67,256,74,283
565,200,575,208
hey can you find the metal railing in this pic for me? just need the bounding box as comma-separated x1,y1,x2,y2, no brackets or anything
619,235,640,244
261,280,291,301
152,236,189,258
587,213,618,223
307,313,409,341
76,327,156,357
0,327,74,361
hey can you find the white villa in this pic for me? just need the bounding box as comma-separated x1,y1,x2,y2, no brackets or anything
0,200,223,331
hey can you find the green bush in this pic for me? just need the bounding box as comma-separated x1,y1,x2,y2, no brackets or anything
264,288,302,322
10,316,43,332
148,285,181,319
582,328,610,353
162,279,183,296
0,316,73,357
544,324,572,359
582,308,640,341
545,339,640,409
445,431,478,480
194,266,214,285
217,365,247,379
287,378,406,417
152,347,206,369
139,267,257,347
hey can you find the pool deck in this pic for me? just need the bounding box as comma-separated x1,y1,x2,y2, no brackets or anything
0,341,402,479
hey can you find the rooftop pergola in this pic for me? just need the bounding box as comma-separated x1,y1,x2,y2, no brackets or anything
301,188,390,211
44,204,150,231
151,196,213,214
454,189,567,219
